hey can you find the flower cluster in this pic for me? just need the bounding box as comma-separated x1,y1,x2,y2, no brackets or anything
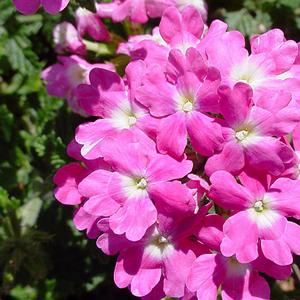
53,5,300,299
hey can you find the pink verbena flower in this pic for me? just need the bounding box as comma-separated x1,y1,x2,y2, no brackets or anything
135,48,223,158
205,83,297,176
53,22,86,56
78,131,194,241
97,205,210,298
187,215,291,300
97,0,148,23
209,170,300,265
118,6,206,68
96,0,207,24
75,63,159,159
41,55,114,114
75,7,110,42
13,0,70,14
147,0,207,22
204,28,299,98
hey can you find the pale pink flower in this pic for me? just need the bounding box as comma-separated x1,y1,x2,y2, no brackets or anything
204,28,299,98
75,7,110,42
53,22,86,56
41,55,114,114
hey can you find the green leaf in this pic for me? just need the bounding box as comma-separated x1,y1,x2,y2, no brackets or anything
5,38,34,75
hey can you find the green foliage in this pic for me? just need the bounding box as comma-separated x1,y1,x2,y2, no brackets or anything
0,0,299,299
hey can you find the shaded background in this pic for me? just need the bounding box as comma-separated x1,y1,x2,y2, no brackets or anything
1,0,300,299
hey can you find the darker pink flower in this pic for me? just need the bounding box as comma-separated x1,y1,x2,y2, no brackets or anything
13,0,70,14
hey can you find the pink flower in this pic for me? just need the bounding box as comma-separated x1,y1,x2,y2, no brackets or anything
204,28,299,97
97,205,210,298
78,131,194,241
41,55,114,114
75,63,159,158
117,6,206,68
53,22,86,56
209,170,300,265
96,0,207,24
97,0,148,23
75,7,110,42
205,83,296,176
13,0,70,14
187,214,291,300
135,48,223,158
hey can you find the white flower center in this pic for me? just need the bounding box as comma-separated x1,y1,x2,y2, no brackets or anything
136,178,147,190
128,116,137,126
235,129,249,141
145,228,174,259
182,101,194,112
231,59,265,88
254,200,264,213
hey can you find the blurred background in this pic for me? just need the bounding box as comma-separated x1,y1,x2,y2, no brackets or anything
1,0,300,299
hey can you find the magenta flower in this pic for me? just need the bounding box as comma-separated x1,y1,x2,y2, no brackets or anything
75,7,110,42
78,131,194,241
136,48,223,158
204,28,299,97
187,214,291,300
75,64,159,159
13,0,70,14
96,0,207,24
97,206,209,298
117,5,206,68
209,170,300,265
205,83,297,176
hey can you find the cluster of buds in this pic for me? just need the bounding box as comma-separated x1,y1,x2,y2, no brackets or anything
12,0,300,299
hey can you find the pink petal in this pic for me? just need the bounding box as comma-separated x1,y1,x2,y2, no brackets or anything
13,0,40,14
245,138,294,176
159,7,182,44
131,268,161,297
42,0,70,14
148,181,195,217
187,112,223,156
109,196,157,241
261,239,293,266
221,211,259,263
283,221,300,255
251,249,292,280
53,163,87,205
205,140,245,176
157,112,187,158
75,119,116,159
197,214,225,251
100,138,151,176
146,154,192,182
187,253,226,300
163,248,196,298
268,177,300,218
219,83,253,128
181,5,204,38
209,171,253,210
96,231,133,255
